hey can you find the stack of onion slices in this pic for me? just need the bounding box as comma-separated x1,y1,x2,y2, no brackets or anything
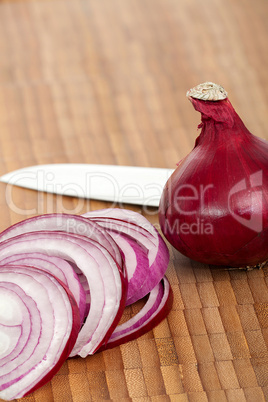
0,209,172,401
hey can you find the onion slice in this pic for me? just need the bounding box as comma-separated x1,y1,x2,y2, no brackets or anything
0,213,123,269
100,231,150,305
0,265,80,401
0,209,173,399
0,213,127,318
0,231,125,357
0,252,86,324
99,276,173,351
83,209,170,303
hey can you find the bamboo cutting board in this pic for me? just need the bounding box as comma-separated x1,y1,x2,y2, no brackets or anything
0,0,267,401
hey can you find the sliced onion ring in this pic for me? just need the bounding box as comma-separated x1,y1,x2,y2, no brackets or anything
0,252,86,324
83,209,169,303
0,208,172,399
101,230,150,304
0,213,123,269
99,276,173,350
0,231,125,357
0,265,80,401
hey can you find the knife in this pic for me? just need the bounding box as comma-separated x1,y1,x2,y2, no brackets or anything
0,164,174,207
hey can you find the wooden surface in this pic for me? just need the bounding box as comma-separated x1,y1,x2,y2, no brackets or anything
0,0,268,401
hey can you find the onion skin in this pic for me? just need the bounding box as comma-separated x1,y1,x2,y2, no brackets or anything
159,93,268,267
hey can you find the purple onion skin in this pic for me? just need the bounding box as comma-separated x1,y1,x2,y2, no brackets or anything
159,97,268,267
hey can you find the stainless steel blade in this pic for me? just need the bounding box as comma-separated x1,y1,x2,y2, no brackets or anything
0,164,173,207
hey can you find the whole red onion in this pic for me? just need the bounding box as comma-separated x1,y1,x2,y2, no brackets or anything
159,82,268,268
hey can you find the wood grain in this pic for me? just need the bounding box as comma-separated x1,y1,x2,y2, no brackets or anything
0,0,267,401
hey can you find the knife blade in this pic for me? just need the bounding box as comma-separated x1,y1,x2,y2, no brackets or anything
0,164,174,207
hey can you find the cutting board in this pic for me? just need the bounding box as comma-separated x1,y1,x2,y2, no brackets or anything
0,0,267,401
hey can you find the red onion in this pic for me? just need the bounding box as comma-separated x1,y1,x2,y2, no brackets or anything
0,265,80,401
159,82,268,268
